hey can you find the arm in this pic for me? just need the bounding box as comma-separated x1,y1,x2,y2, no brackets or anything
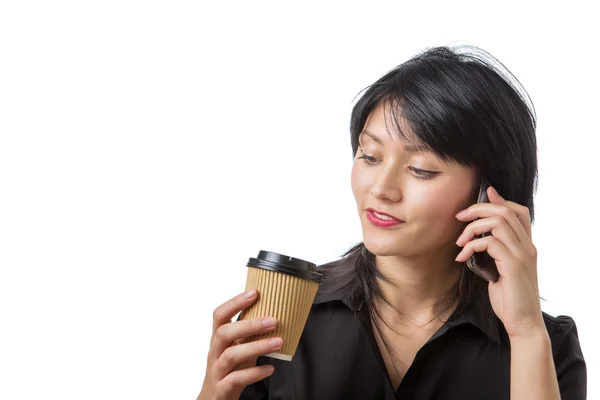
510,316,586,400
510,328,559,400
454,188,586,399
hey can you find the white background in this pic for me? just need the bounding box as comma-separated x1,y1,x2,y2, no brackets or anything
1,1,597,399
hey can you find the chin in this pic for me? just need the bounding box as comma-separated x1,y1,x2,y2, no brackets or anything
362,234,409,257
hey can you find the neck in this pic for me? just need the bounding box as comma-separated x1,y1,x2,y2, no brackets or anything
373,243,462,326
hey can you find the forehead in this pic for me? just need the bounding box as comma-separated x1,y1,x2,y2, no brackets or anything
359,129,431,153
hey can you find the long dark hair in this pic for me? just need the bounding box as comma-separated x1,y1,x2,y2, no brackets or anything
316,45,538,349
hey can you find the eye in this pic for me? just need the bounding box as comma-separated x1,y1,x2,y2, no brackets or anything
357,149,377,165
409,167,438,179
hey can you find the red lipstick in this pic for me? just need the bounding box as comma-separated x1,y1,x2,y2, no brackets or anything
366,209,403,228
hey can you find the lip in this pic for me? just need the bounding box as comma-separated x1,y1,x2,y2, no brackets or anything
366,209,404,227
366,208,402,221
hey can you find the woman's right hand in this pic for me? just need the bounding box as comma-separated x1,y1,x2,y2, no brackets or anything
197,289,283,400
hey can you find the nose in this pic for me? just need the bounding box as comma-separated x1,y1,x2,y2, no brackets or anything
369,165,403,202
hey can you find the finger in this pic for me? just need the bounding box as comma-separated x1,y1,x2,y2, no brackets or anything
212,289,258,335
487,186,533,238
455,216,521,255
211,317,278,360
231,357,257,373
215,337,283,380
456,202,530,246
501,201,533,239
217,364,275,397
455,235,518,278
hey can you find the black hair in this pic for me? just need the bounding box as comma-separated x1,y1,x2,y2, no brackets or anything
316,45,538,361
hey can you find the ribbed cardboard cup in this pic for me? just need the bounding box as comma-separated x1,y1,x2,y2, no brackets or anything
238,251,321,361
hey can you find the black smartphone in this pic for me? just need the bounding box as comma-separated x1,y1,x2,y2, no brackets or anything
465,180,500,283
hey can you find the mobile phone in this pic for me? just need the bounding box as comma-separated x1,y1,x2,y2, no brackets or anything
465,180,500,283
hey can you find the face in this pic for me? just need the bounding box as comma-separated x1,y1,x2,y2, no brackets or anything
351,101,479,259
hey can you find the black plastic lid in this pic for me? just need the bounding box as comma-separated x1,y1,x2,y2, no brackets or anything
247,250,321,283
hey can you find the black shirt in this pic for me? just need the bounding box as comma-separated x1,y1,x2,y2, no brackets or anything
240,257,586,400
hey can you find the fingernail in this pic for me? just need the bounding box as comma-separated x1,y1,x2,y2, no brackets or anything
456,210,468,218
263,317,277,328
244,289,257,299
269,338,283,348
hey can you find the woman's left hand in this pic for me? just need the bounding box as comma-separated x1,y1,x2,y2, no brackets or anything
454,186,546,339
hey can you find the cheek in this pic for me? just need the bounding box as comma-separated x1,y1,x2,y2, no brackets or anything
411,186,471,222
350,162,366,197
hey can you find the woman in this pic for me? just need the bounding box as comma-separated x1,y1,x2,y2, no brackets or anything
198,46,586,399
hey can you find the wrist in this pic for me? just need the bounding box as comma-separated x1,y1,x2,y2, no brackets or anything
509,325,550,348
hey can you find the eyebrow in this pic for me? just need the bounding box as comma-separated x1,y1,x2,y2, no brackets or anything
360,129,429,153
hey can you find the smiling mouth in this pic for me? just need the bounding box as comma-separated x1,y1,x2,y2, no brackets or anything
371,210,397,221
366,210,404,227
366,208,403,222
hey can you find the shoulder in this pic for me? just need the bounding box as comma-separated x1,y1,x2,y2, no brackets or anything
541,312,586,397
542,312,582,349
542,312,585,357
301,254,362,330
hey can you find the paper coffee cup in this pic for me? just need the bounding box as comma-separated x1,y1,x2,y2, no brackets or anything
238,250,322,361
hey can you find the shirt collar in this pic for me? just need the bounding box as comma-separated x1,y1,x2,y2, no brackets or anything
313,269,503,344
